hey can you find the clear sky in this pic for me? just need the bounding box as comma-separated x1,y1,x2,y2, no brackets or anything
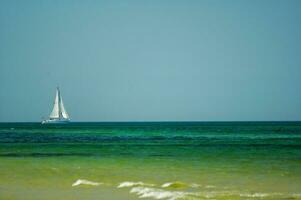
0,0,300,122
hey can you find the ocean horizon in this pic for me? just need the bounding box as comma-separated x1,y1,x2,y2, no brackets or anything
2,120,301,122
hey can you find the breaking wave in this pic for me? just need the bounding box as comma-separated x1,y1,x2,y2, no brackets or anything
161,182,189,189
130,187,301,200
130,187,187,200
69,179,301,200
117,181,154,188
72,179,102,187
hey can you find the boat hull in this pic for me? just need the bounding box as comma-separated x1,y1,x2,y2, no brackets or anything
42,119,70,124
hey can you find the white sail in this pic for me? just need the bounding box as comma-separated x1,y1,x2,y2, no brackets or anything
59,97,69,119
49,89,60,119
43,87,70,124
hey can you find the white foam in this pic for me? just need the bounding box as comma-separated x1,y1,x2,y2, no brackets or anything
239,192,292,198
72,179,102,187
241,193,270,198
117,181,154,188
130,187,186,200
190,183,202,188
204,185,216,189
161,182,173,188
129,186,301,200
161,182,188,189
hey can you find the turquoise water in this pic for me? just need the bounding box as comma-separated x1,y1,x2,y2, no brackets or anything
0,122,301,200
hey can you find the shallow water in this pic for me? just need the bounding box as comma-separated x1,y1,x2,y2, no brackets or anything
0,122,301,200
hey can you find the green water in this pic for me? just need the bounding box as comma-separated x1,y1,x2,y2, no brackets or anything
0,122,300,200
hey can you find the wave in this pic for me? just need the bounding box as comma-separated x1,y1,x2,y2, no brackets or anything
130,187,186,200
129,185,301,200
161,182,189,189
72,179,102,187
69,179,301,200
117,181,154,188
117,181,201,190
161,182,217,190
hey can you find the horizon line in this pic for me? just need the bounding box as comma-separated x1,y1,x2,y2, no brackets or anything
0,120,301,123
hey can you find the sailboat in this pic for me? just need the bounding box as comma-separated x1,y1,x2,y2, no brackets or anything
42,87,70,124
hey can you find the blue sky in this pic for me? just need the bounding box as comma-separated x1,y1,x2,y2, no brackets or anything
0,0,300,122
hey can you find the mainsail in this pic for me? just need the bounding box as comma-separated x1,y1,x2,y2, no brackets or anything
49,87,69,120
49,89,60,119
59,98,69,119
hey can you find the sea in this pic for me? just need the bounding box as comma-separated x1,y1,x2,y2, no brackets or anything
0,122,300,200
